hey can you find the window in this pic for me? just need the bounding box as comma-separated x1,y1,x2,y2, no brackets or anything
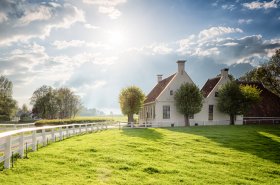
170,90,173,95
215,92,219,97
153,105,155,119
163,106,170,119
208,105,213,120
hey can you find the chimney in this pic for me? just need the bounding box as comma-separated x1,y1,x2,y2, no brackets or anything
221,68,229,78
177,60,186,75
157,74,163,83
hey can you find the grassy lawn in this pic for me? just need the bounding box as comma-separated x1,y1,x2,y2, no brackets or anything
0,125,279,184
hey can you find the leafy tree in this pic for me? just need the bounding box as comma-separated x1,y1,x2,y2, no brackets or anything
119,86,145,123
240,84,262,114
31,86,81,119
22,104,28,113
239,49,280,96
0,75,17,121
217,81,261,125
174,83,203,126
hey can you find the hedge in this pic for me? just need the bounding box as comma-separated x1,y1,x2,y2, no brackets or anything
35,117,113,126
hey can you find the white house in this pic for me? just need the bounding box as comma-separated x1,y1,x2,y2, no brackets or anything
139,60,243,127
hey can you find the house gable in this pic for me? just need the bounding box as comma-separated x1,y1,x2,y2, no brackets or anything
144,74,176,104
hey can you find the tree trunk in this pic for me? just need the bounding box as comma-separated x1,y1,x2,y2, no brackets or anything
128,113,134,123
184,114,190,127
230,114,235,125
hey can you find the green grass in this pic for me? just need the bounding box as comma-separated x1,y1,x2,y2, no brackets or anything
0,125,280,184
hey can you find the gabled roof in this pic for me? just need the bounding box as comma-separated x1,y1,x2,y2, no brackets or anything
144,74,176,104
238,81,280,117
201,77,221,97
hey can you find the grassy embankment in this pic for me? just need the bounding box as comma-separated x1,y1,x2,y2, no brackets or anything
0,125,279,184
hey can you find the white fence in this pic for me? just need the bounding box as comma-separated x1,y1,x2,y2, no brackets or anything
243,117,280,125
0,122,109,169
0,123,35,131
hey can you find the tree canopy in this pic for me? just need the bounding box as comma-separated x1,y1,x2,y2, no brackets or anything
31,86,82,119
174,83,203,126
239,49,280,97
119,86,145,123
217,81,261,125
0,75,17,121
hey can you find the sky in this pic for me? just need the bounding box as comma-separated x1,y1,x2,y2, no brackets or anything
0,0,280,114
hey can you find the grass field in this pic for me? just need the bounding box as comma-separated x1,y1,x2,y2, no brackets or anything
0,125,279,184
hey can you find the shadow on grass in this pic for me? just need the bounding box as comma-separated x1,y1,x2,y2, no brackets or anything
165,125,280,164
121,128,163,141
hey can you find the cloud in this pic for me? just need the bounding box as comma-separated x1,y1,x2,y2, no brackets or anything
222,4,236,11
0,1,85,46
52,40,85,49
238,19,253,24
243,0,278,10
83,0,127,19
178,27,280,66
17,6,52,26
84,23,99,29
198,26,243,40
0,12,8,23
150,43,173,55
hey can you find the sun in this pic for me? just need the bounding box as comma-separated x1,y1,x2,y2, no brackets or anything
107,30,126,47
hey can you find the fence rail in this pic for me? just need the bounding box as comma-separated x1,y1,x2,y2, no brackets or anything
243,117,280,125
0,122,109,169
0,123,35,132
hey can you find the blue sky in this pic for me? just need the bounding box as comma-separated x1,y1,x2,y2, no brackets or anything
0,0,280,114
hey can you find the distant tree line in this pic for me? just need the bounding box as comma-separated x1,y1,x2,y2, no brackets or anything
31,85,82,119
78,106,105,117
0,75,17,121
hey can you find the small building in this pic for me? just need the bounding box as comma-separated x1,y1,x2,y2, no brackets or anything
139,61,243,127
139,60,194,127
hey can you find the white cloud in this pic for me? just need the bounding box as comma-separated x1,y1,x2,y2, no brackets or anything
0,2,85,46
83,0,127,19
223,42,239,46
53,40,85,49
198,26,243,40
17,6,52,26
222,4,236,11
150,43,173,55
243,0,278,10
238,19,253,24
84,23,99,29
83,0,126,6
98,6,121,19
0,12,8,23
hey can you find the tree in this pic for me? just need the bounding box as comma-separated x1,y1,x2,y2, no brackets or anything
22,104,28,113
239,49,280,97
31,86,82,119
119,86,145,123
174,83,203,126
0,75,17,121
217,81,261,125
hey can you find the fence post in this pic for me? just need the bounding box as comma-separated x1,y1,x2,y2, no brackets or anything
66,126,69,137
42,129,46,146
59,127,62,141
51,128,55,142
32,130,37,151
85,124,88,133
79,125,82,134
19,132,24,158
4,135,12,169
91,123,93,132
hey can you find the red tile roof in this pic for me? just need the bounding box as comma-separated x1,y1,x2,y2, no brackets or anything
201,77,221,97
239,81,280,117
144,74,176,104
